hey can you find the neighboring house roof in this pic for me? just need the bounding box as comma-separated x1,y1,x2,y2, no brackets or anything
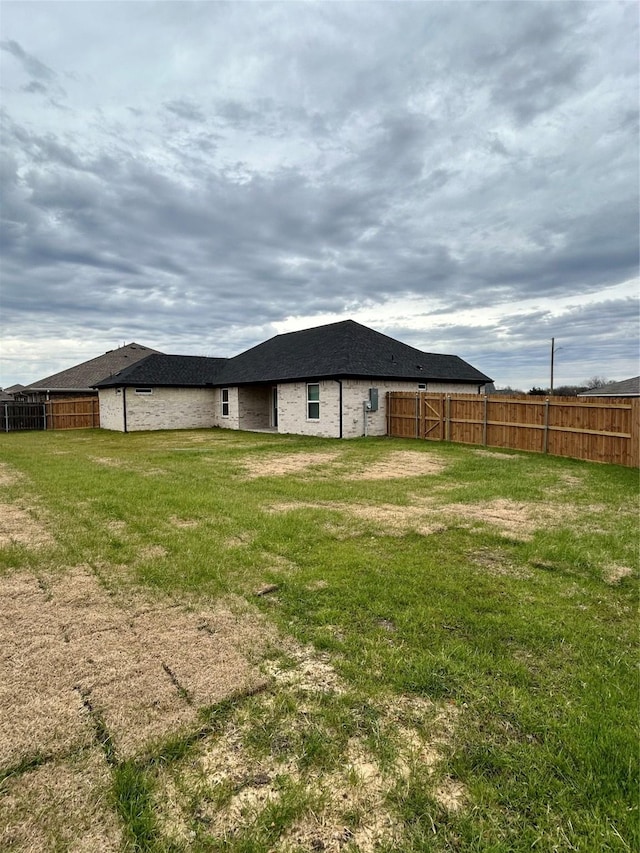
25,343,162,392
0,390,14,402
577,376,640,397
4,384,25,394
215,320,492,385
96,320,492,388
96,354,228,388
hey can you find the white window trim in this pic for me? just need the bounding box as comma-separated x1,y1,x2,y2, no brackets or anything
135,388,153,395
307,383,320,421
221,388,229,418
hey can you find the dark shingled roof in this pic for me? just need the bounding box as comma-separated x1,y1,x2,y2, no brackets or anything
577,376,640,397
96,321,492,388
96,354,228,388
26,343,162,391
215,320,492,385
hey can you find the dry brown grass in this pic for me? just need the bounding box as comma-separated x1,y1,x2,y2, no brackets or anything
265,495,583,542
603,564,634,584
88,456,125,468
344,450,446,479
472,449,521,460
240,451,342,478
0,461,22,486
0,748,122,853
0,503,53,548
0,567,272,768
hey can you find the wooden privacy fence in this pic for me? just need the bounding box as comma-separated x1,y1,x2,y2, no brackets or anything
2,397,100,432
386,392,640,468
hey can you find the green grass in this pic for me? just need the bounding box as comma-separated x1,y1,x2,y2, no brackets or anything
0,427,637,851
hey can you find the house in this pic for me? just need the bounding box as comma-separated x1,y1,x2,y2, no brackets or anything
96,320,492,438
18,343,162,402
4,384,25,396
577,377,640,397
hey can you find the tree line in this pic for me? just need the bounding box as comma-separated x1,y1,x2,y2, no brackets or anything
493,377,614,397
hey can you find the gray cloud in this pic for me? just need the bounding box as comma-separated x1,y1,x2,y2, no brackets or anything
164,99,206,123
0,1,638,390
0,38,55,80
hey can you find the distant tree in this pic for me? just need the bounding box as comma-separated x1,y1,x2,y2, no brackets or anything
492,386,526,396
528,386,548,396
552,384,585,397
582,376,614,390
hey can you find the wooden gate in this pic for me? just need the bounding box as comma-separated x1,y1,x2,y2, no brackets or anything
47,397,100,430
423,395,444,440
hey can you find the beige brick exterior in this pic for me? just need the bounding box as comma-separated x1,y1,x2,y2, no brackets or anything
270,378,485,439
98,388,126,431
99,387,216,432
100,379,485,436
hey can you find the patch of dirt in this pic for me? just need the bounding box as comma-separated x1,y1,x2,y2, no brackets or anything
154,647,465,852
348,503,447,536
138,544,168,560
168,516,200,529
224,532,254,548
240,451,342,478
0,462,22,486
0,748,122,852
344,450,446,479
438,498,547,541
604,564,634,584
0,567,271,768
470,547,533,579
435,776,466,812
472,449,521,460
267,500,446,537
558,472,585,487
265,645,348,696
89,456,125,468
267,495,583,542
0,502,53,548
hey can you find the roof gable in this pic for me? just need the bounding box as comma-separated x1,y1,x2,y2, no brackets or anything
216,320,492,385
25,343,162,391
95,354,228,388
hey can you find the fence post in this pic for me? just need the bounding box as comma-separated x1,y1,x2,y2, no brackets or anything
445,395,451,441
415,394,419,438
483,396,488,446
629,398,639,468
543,398,550,454
3,403,8,433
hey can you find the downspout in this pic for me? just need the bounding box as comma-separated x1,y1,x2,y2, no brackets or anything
335,379,343,438
122,387,128,433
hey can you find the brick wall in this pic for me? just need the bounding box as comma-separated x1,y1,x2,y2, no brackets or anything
98,388,125,431
100,387,216,431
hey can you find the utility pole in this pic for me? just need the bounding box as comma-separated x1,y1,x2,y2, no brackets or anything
550,338,555,395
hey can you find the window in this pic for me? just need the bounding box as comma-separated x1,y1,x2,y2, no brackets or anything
307,383,320,420
221,388,229,417
418,383,427,391
135,388,153,395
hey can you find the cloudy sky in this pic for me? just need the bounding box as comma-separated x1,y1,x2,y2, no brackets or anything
1,1,638,391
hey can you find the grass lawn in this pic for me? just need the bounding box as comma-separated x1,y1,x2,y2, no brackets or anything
0,427,637,852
